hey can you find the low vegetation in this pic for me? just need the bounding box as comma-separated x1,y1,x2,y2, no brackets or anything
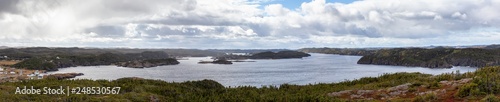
1,66,500,101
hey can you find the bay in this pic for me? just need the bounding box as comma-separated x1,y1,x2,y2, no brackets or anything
48,53,477,87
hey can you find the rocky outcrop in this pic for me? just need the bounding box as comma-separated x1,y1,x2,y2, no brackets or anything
328,78,473,100
116,58,180,68
46,73,84,80
198,59,232,64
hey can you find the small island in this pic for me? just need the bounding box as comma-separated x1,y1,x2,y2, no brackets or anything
116,58,180,68
198,59,232,64
45,73,84,80
249,51,311,59
217,50,311,60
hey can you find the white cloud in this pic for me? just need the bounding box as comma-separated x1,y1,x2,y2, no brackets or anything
0,0,499,48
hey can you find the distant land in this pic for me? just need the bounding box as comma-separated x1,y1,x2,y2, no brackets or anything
0,47,224,71
0,47,310,71
0,44,499,70
300,44,500,68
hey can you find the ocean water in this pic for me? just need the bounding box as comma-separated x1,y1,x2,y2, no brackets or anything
48,53,477,87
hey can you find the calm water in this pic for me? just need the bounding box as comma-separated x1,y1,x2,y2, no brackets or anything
48,53,477,87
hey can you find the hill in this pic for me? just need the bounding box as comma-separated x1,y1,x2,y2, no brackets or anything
298,48,377,56
3,66,500,101
357,48,500,68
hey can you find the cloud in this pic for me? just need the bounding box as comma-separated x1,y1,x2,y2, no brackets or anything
0,0,499,48
0,0,19,15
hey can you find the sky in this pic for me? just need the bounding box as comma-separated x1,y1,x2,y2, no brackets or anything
0,0,499,49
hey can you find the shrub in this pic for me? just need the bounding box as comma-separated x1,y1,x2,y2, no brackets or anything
456,83,482,97
481,94,500,102
412,93,438,102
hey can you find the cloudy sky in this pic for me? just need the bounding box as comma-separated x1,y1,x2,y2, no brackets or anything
0,0,499,49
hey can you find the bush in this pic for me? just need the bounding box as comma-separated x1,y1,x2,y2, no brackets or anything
412,93,438,102
481,94,500,102
456,83,482,97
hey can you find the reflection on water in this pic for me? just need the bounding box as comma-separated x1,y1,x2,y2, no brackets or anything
49,53,477,87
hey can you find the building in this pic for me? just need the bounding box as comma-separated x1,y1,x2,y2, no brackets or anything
27,70,43,79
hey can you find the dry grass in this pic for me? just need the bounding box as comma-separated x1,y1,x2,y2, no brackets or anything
0,60,20,66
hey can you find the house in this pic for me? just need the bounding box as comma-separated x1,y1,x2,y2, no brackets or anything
27,70,43,79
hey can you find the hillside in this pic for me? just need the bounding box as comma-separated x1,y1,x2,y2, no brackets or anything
298,48,377,56
10,51,179,71
357,48,500,68
2,66,500,101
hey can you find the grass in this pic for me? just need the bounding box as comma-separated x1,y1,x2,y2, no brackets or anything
1,66,500,101
0,60,20,66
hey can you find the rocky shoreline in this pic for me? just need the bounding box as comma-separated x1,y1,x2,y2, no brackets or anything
198,59,233,64
45,73,84,80
116,58,180,68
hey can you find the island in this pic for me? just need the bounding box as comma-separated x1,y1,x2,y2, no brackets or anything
249,51,311,59
217,50,311,60
116,58,180,68
198,59,233,64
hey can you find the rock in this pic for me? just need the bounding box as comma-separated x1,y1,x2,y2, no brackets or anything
388,83,411,92
46,73,84,80
418,91,436,96
357,90,374,95
350,94,363,99
439,80,450,85
458,78,473,84
212,59,233,64
328,90,352,97
389,91,403,96
198,59,233,64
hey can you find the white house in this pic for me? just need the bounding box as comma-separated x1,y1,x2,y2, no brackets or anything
28,70,43,79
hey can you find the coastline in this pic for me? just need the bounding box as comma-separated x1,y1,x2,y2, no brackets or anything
46,54,478,87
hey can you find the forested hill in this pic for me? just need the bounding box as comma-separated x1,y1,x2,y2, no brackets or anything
216,51,311,60
0,47,223,60
357,48,500,68
0,47,220,71
298,48,377,56
11,51,179,71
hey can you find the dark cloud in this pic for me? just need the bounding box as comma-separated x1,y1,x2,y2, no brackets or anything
345,25,382,37
245,23,272,37
84,25,125,37
138,13,241,26
0,0,19,15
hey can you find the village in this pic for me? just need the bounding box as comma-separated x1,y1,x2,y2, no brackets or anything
0,59,43,82
0,66,45,83
0,60,83,83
